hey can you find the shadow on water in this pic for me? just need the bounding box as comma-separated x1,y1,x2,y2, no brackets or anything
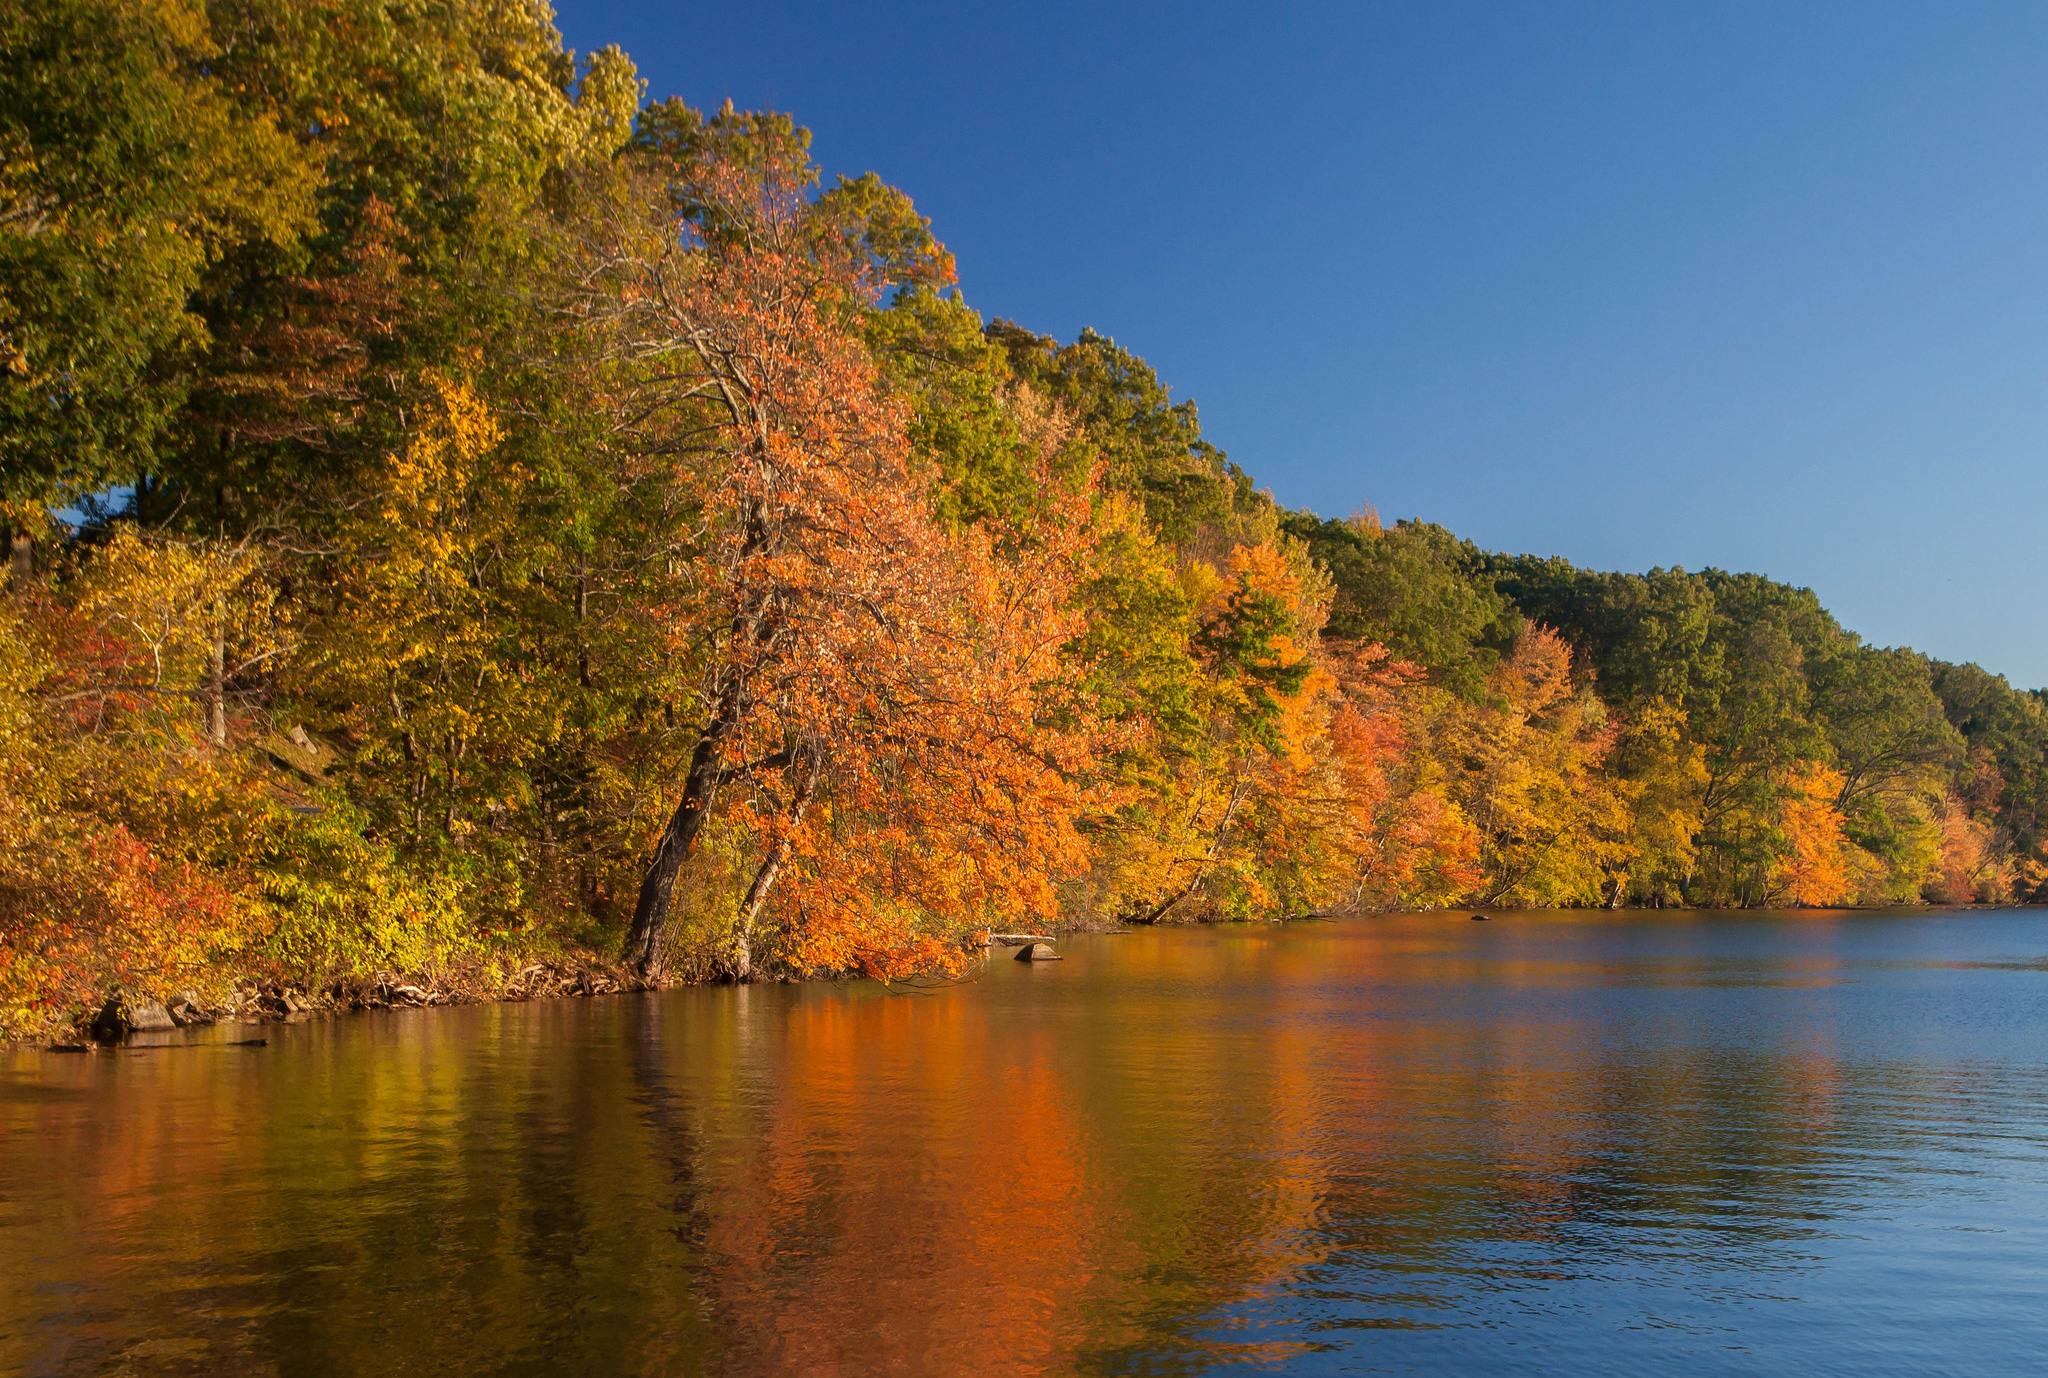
5,909,2048,1375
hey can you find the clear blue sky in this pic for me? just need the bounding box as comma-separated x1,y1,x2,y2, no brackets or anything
554,1,2048,688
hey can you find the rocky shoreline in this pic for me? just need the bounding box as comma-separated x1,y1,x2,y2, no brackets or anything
17,929,1120,1050
29,956,649,1052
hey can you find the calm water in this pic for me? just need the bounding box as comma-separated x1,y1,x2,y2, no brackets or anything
5,912,2048,1375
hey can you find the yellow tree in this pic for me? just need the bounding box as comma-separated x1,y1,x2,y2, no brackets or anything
1604,698,1708,905
1435,626,1632,906
1775,764,1858,907
1117,541,1344,923
296,373,567,864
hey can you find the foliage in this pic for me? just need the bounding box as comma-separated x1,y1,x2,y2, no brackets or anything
4,4,2040,1031
1284,510,1514,699
0,0,315,510
573,142,1107,980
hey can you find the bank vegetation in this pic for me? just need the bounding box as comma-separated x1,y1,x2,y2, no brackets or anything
5,0,2045,1038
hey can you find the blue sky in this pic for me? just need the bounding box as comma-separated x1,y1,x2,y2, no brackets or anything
553,1,2048,687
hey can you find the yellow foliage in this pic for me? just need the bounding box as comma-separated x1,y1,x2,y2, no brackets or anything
1424,627,1632,906
1609,699,1708,902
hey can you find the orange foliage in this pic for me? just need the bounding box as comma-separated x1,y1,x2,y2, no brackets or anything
1433,627,1628,906
592,146,1108,979
1930,793,2003,905
1776,765,1855,907
1326,644,1481,908
1,585,275,1036
0,823,248,1030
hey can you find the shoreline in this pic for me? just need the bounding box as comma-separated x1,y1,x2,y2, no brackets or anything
20,955,649,1053
16,902,2041,1052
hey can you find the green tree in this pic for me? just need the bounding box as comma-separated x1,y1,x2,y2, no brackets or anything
1287,511,1514,698
987,321,1247,543
0,0,313,514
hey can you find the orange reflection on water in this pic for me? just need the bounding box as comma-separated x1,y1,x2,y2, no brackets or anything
0,911,1976,1377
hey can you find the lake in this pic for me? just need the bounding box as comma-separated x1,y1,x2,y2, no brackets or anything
4,911,2048,1375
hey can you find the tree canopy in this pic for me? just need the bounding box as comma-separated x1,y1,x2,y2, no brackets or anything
4,0,2040,1039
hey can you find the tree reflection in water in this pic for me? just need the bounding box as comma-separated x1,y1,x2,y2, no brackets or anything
4,911,2048,1376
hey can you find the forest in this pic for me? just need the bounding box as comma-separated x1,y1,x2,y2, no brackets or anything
5,0,2046,1037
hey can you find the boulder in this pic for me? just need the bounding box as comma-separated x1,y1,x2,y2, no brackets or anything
167,994,212,1027
1014,942,1062,962
90,997,128,1041
87,996,174,1038
128,1001,176,1032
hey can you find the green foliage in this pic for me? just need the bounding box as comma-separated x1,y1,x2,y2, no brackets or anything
0,0,314,508
866,286,1072,531
164,0,641,522
1483,557,1717,705
1931,661,2048,854
987,321,1243,542
1286,513,1514,698
256,796,474,978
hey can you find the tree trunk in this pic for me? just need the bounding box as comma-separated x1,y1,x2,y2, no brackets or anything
623,682,742,977
1134,866,1208,926
625,505,780,979
722,751,820,982
207,597,227,747
6,528,30,589
576,555,591,690
726,845,781,983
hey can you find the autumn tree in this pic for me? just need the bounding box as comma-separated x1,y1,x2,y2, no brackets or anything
574,138,1099,980
1322,643,1481,910
1775,765,1857,907
1424,625,1631,906
1603,698,1707,904
1099,540,1355,924
0,533,282,1034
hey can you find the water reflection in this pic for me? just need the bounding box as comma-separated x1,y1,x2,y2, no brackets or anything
5,912,2048,1375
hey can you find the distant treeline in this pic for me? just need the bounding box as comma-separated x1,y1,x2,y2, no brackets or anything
4,1,2042,1035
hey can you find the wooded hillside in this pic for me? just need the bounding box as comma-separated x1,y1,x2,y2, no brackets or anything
5,1,2043,1036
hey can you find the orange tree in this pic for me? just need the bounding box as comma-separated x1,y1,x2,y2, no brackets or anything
575,137,1103,980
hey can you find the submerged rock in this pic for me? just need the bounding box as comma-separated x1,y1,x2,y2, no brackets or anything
1014,942,1062,962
